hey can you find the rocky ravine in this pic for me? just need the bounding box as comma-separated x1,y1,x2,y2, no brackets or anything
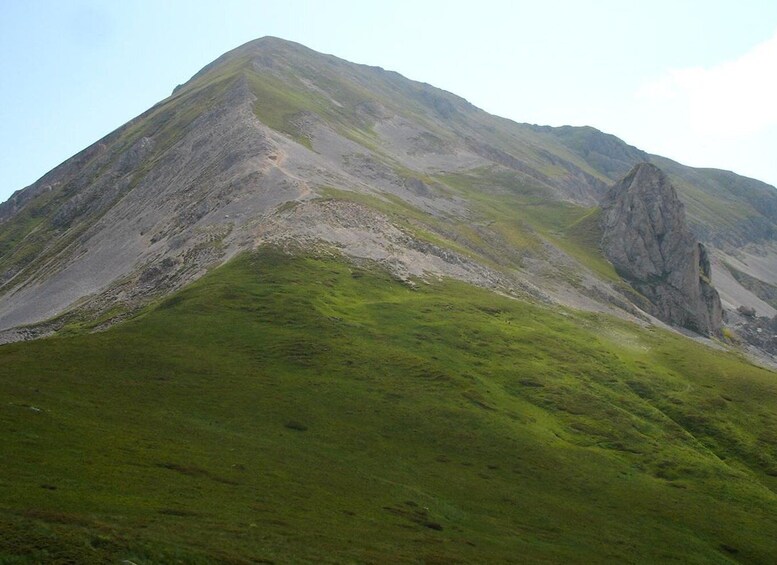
600,163,723,336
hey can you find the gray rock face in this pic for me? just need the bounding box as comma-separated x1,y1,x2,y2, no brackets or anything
601,163,723,335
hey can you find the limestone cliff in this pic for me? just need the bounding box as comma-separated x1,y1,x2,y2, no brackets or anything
600,163,722,335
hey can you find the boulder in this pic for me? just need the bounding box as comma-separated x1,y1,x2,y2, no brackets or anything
737,305,757,318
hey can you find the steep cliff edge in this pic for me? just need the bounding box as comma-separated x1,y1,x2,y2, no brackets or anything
601,163,722,335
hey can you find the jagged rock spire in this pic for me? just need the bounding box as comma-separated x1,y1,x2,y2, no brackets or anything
600,163,722,335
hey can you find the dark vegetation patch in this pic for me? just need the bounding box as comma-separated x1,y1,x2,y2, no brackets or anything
158,508,201,517
157,462,240,485
383,501,444,531
284,420,308,431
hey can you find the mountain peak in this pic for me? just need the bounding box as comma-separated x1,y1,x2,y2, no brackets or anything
630,161,663,176
169,38,298,95
232,35,318,57
616,162,671,195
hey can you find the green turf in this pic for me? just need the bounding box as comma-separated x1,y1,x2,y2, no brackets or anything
2,249,777,563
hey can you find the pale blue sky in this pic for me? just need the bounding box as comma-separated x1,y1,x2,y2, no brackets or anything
1,0,776,203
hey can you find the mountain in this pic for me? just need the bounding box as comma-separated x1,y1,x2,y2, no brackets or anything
2,37,777,562
2,37,777,342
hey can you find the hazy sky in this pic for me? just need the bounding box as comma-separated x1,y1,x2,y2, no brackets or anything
1,0,776,203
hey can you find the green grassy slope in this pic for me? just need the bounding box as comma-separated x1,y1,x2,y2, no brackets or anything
2,249,777,563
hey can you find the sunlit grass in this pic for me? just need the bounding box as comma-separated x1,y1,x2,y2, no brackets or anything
1,249,776,563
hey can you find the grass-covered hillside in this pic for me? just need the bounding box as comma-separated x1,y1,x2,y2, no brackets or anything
2,249,777,563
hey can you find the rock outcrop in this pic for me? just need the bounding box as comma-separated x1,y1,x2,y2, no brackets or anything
600,163,723,335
